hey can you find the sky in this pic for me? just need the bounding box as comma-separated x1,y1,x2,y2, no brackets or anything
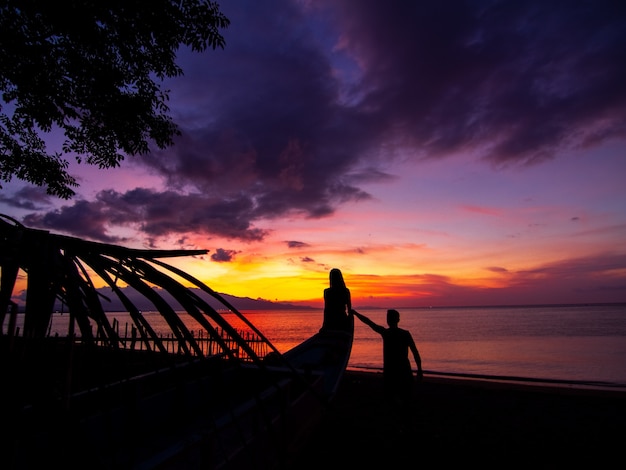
2,0,626,308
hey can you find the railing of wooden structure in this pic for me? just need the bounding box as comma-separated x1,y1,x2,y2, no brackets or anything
6,323,271,360
108,326,271,359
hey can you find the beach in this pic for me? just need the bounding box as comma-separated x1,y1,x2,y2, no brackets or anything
290,370,626,469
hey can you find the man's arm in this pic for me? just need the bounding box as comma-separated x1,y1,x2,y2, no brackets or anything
351,309,385,334
408,334,423,380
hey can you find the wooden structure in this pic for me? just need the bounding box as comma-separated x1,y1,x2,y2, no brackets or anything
0,214,354,469
0,213,272,356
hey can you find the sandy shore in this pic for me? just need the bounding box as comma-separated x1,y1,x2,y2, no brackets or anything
290,370,626,469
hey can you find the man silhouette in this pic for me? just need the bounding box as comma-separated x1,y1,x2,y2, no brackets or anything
352,308,423,425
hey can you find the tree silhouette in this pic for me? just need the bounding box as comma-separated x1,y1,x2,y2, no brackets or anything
0,0,229,198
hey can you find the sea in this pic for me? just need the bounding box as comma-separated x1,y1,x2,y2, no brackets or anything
19,303,626,390
227,304,626,389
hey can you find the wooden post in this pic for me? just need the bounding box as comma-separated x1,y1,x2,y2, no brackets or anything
7,301,18,353
63,309,76,411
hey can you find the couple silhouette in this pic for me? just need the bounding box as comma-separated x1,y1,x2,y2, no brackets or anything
321,268,423,419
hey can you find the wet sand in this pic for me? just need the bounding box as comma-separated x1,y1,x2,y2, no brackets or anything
290,370,626,469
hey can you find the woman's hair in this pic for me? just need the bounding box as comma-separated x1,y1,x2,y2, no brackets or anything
329,268,346,289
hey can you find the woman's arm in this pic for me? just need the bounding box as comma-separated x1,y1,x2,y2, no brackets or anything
346,288,352,311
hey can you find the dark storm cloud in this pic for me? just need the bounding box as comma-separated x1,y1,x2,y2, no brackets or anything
328,0,626,165
23,199,126,243
24,0,626,241
24,188,268,243
104,188,268,241
145,0,626,230
287,241,310,249
139,0,376,221
211,248,239,262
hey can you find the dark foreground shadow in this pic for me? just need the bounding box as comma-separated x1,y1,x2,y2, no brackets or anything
290,371,626,469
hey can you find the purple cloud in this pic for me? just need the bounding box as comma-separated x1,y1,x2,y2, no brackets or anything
18,0,626,242
0,187,54,210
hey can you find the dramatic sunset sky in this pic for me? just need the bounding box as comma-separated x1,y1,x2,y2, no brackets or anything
2,0,625,308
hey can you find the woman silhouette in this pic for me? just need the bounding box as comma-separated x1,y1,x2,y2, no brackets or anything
321,268,352,331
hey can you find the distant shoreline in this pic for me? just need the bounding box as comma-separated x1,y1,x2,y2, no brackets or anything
349,301,626,310
149,300,626,312
9,298,624,313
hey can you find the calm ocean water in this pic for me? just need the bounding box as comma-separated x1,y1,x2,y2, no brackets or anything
27,303,626,388
231,304,626,387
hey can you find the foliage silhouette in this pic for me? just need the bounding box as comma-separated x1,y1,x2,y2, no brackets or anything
0,0,229,198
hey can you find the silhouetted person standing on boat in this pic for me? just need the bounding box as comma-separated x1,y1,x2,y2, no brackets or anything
351,308,423,424
321,268,352,331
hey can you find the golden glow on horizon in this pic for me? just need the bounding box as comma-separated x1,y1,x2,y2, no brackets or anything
7,247,625,309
